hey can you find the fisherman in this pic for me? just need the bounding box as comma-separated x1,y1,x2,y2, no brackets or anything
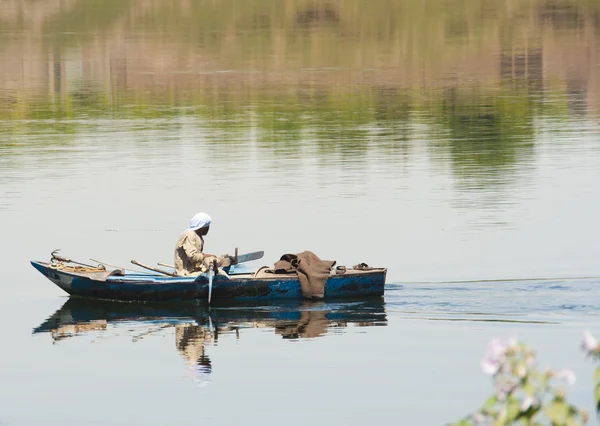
174,212,223,276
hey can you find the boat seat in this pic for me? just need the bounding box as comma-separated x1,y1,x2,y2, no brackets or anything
254,266,297,278
253,266,271,278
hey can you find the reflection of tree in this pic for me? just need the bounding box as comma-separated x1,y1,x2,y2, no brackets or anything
500,47,544,94
1,0,599,121
539,1,585,30
312,97,372,163
296,3,340,28
434,85,535,191
42,0,132,47
372,87,412,162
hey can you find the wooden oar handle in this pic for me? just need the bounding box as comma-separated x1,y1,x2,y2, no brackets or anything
131,260,177,276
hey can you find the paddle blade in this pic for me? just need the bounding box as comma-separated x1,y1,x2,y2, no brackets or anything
208,269,214,304
235,251,264,264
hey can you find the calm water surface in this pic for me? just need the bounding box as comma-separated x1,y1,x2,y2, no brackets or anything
1,1,600,425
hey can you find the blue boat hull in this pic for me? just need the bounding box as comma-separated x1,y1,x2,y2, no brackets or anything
31,261,386,302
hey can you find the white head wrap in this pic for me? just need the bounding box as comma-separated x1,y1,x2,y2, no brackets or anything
189,212,212,231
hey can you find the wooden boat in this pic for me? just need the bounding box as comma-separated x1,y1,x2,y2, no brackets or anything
30,254,386,303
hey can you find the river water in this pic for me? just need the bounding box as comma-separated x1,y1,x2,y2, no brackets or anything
1,1,600,425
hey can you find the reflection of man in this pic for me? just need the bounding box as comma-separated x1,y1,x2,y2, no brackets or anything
175,324,212,385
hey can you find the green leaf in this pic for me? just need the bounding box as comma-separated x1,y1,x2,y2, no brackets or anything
545,400,569,424
595,366,600,385
481,395,498,413
565,412,586,426
505,400,521,423
446,419,473,426
565,418,578,426
523,381,536,396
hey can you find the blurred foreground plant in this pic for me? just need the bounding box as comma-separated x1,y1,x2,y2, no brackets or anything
582,331,600,415
451,336,592,426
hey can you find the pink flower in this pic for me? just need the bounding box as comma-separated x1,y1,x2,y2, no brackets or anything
556,369,576,385
488,339,510,359
481,357,501,376
481,339,509,376
495,380,518,400
582,331,599,353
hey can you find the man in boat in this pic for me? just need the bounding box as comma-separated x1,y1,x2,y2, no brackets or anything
174,212,224,276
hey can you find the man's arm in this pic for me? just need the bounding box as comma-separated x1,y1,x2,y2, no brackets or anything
182,236,227,269
181,235,205,270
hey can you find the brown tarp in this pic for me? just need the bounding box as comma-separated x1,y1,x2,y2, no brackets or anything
272,251,336,299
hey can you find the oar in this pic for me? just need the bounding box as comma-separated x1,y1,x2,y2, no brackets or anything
230,250,264,265
208,266,214,305
91,258,147,273
157,250,264,270
208,258,217,305
131,324,173,342
208,259,217,305
51,249,104,269
155,259,215,302
131,260,177,277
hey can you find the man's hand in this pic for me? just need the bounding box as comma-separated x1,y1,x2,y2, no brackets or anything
203,256,227,268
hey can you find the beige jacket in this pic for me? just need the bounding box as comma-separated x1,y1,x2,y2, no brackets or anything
174,229,206,276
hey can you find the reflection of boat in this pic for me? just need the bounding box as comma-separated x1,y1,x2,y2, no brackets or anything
33,297,386,384
32,297,388,339
30,259,386,302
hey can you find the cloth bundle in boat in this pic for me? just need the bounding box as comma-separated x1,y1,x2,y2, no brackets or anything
272,251,336,299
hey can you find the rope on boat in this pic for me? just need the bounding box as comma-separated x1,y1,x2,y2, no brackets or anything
50,261,107,274
49,250,107,273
